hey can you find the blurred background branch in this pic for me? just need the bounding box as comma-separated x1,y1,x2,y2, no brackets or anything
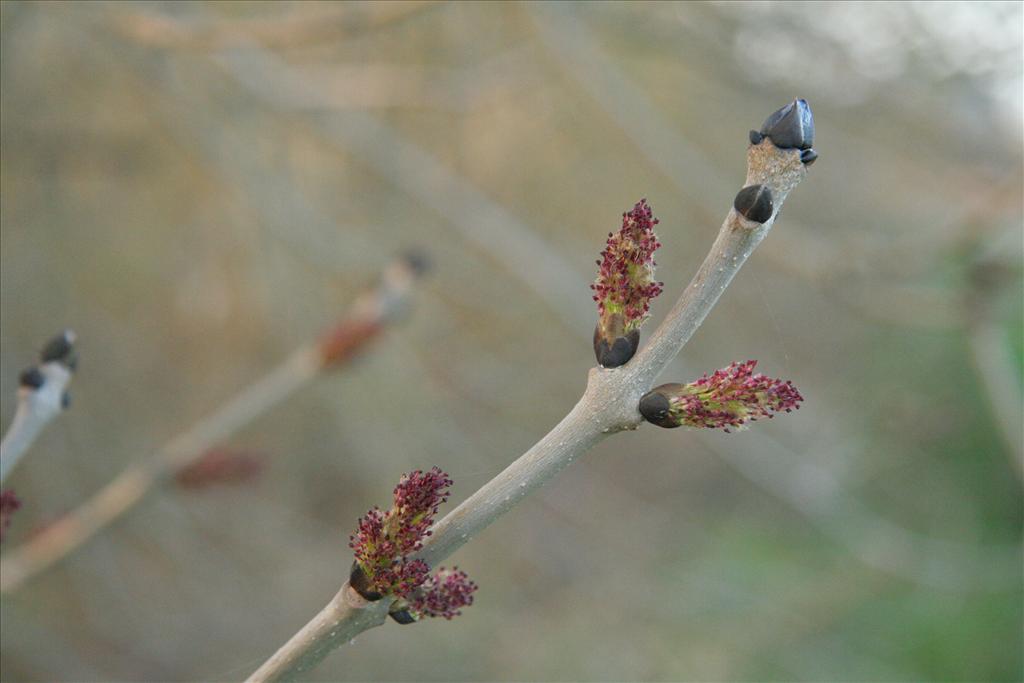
0,255,426,593
1,331,77,483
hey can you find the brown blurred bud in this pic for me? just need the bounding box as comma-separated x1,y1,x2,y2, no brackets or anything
0,490,21,543
316,252,429,369
175,448,264,489
318,318,383,369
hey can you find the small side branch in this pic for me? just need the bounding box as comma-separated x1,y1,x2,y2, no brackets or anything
0,255,426,593
1,331,77,484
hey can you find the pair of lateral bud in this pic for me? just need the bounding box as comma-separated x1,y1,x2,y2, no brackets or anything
350,560,479,625
348,561,429,625
349,561,416,623
591,100,814,429
349,544,478,626
18,330,77,409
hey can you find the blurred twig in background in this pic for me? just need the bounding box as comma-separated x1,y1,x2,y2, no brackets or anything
0,255,426,593
114,1,439,52
211,45,596,333
526,2,727,224
1,331,77,484
114,9,593,336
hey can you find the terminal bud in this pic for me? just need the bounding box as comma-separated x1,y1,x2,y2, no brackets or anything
759,98,814,150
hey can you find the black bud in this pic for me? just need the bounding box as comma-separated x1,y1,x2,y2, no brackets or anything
759,98,814,150
759,102,792,138
748,130,764,145
389,609,416,625
733,184,774,223
800,148,818,166
19,366,45,390
40,330,77,370
593,327,640,368
639,385,684,429
401,249,431,276
349,561,384,601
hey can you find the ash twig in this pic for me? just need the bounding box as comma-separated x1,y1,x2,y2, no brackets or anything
246,111,810,682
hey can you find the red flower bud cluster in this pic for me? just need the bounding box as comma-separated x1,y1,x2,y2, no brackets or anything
591,199,664,333
349,467,472,604
1,489,22,543
411,567,478,620
674,360,803,431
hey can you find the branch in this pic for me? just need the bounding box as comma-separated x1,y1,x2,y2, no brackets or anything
247,108,811,682
248,586,392,680
0,254,426,593
1,331,77,484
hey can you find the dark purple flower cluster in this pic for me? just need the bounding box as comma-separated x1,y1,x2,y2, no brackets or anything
371,556,430,599
411,567,478,620
674,360,803,431
1,489,21,543
349,468,470,603
591,199,664,333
